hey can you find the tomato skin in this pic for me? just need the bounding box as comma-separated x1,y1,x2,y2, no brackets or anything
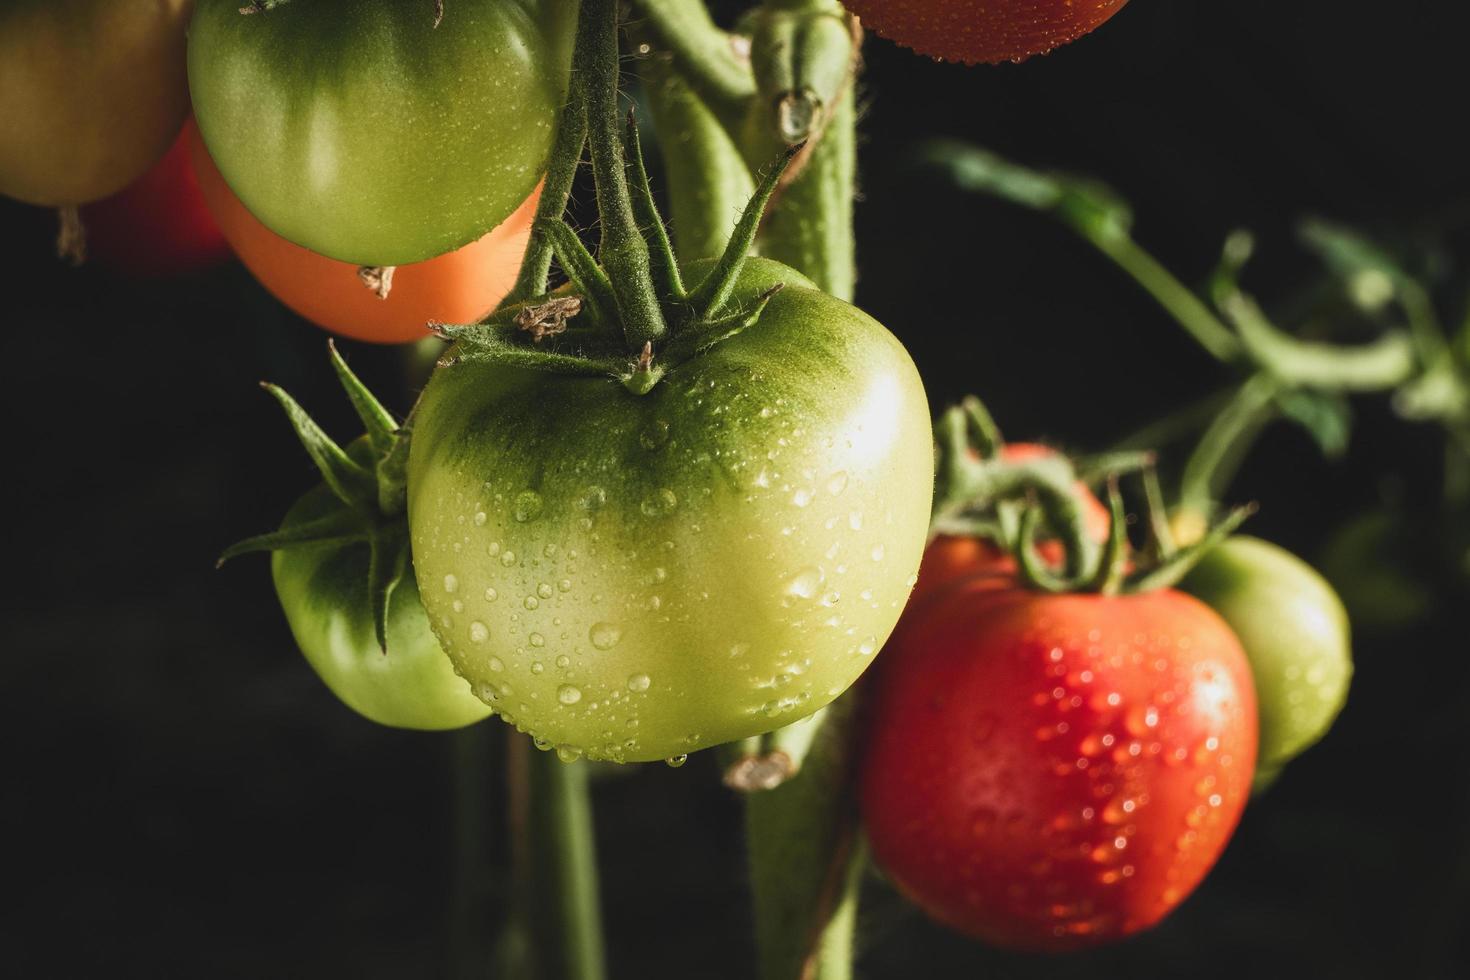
914,443,1111,602
1181,536,1352,786
844,0,1129,65
407,258,934,762
862,581,1257,950
187,0,575,265
186,122,535,345
79,122,230,278
272,458,492,732
0,0,193,205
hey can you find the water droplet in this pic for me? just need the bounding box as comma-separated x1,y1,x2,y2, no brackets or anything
557,578,573,593
870,544,886,562
556,745,582,763
527,633,544,648
473,511,487,526
556,655,571,669
590,622,622,650
532,736,552,751
729,642,750,658
785,566,825,600
451,600,464,613
483,586,498,602
536,582,554,599
487,541,502,557
530,661,545,675
665,754,688,768
640,420,670,450
627,673,651,692
443,574,459,594
579,486,607,512
487,655,504,672
524,595,540,611
792,487,814,508
500,550,517,567
857,636,877,656
558,685,583,705
827,471,849,495
513,491,543,523
641,488,679,517
469,621,489,643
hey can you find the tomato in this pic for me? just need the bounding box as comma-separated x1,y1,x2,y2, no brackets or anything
862,580,1257,950
272,442,493,731
406,258,933,762
187,0,576,265
844,0,1130,65
186,122,536,345
79,122,230,278
1181,536,1352,787
0,0,193,206
915,443,1111,601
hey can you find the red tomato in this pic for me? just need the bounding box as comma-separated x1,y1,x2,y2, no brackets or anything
79,123,230,278
863,580,1257,950
186,121,537,345
915,443,1111,601
845,0,1130,65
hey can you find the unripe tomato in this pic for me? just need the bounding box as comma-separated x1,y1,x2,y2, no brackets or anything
187,122,537,345
187,0,576,265
0,0,193,205
407,258,933,762
1181,536,1352,787
844,0,1129,65
272,445,492,732
79,122,230,278
915,443,1111,601
863,580,1257,950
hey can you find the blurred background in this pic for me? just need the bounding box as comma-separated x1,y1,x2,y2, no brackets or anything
3,0,1467,975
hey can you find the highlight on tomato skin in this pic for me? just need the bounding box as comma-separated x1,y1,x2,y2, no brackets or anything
844,0,1130,65
862,580,1258,951
79,123,231,279
185,121,538,345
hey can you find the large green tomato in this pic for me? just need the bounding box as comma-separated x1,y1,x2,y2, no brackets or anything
1181,536,1352,787
275,467,492,732
187,0,576,266
407,258,933,762
0,0,192,205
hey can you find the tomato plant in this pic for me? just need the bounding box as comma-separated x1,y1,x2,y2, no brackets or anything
0,0,192,206
843,0,1130,65
187,122,537,344
79,122,230,278
862,578,1257,949
408,259,933,762
223,348,491,731
1181,536,1352,787
187,0,577,266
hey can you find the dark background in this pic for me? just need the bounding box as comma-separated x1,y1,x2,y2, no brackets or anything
4,1,1468,976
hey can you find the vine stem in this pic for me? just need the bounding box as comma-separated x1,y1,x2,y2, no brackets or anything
1091,233,1242,363
1179,373,1281,519
580,0,668,350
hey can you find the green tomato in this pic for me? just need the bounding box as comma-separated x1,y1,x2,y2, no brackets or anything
187,0,576,266
1181,536,1352,786
274,469,492,732
406,258,933,762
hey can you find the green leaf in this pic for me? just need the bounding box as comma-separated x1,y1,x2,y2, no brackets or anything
1274,388,1353,457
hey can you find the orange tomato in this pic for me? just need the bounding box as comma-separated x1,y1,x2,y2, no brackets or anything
185,121,537,345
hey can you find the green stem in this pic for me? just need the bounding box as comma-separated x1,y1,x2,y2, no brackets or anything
527,747,606,980
628,0,755,129
505,59,588,306
1180,373,1281,515
581,0,668,350
447,725,493,980
1092,234,1242,363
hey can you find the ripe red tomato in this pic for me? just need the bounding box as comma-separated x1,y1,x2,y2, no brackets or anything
845,0,1130,65
915,443,1111,601
863,579,1257,950
186,122,537,345
79,123,229,278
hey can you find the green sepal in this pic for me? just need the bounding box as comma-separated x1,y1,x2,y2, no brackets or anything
961,395,1003,459
663,283,784,362
367,524,410,654
262,382,376,509
1087,479,1130,595
442,333,631,379
623,111,686,309
216,507,370,568
1012,504,1072,594
686,144,799,320
1140,465,1177,562
1125,504,1257,594
543,220,622,328
328,340,398,455
1074,450,1156,484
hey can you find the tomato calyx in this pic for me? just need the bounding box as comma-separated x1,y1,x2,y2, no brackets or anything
218,342,411,651
435,0,802,396
931,395,1256,596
